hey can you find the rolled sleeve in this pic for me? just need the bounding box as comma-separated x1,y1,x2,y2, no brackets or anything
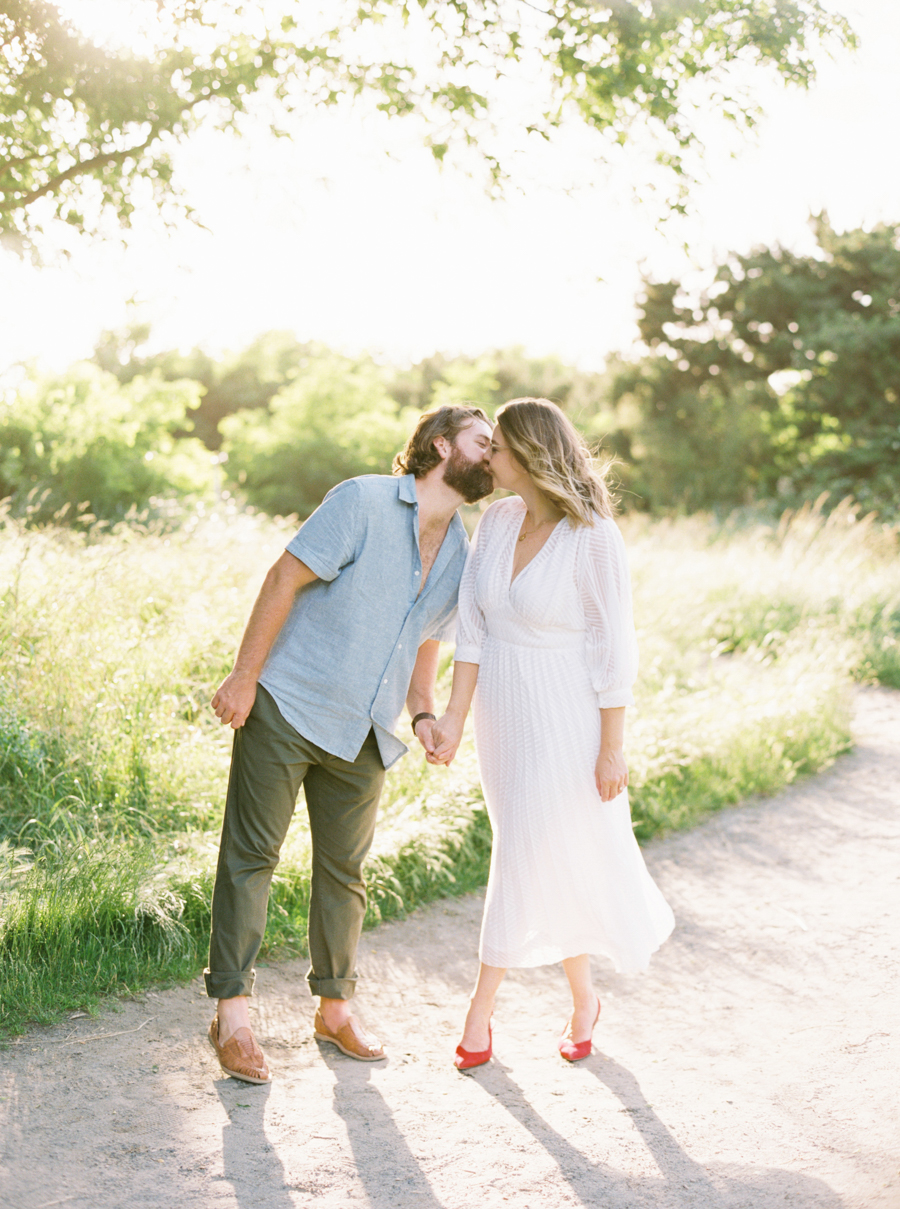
286,479,362,582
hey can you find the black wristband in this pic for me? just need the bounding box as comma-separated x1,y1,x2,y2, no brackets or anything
411,712,436,735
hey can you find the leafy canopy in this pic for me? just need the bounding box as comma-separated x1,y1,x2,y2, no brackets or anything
613,218,900,515
1,0,854,254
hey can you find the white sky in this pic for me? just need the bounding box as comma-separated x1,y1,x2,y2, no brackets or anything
1,0,897,374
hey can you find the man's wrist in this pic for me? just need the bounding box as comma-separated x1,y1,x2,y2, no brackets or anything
411,712,436,735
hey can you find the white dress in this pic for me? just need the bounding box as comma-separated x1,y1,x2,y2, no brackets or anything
455,497,674,972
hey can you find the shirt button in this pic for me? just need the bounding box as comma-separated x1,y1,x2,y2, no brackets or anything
397,643,402,649
415,570,420,576
383,678,387,684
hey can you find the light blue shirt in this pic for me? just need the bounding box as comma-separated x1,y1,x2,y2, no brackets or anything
259,474,468,769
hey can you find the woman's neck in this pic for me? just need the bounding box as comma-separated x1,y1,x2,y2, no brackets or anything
517,483,564,526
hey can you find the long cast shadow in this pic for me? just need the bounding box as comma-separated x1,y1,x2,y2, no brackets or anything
216,1080,296,1208
466,1056,846,1208
325,1047,447,1208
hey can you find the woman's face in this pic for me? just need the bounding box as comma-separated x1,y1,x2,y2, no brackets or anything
488,424,529,492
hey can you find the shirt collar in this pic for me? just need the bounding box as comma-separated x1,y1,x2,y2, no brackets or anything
398,474,418,505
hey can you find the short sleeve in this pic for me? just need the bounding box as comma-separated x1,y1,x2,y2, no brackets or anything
425,610,458,645
453,508,492,664
578,518,639,708
285,479,363,582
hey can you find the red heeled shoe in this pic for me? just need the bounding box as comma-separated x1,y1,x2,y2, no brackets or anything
454,1023,493,1071
558,996,601,1063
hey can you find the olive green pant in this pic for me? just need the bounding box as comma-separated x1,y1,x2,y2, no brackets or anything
204,685,386,1002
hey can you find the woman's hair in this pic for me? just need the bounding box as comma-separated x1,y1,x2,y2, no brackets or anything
495,397,614,524
393,404,490,478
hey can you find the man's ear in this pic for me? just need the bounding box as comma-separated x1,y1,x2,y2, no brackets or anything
433,435,452,461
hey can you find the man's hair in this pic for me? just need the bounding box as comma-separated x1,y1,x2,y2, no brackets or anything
392,404,490,478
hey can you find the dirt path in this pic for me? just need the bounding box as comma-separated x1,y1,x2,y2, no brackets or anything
2,689,899,1209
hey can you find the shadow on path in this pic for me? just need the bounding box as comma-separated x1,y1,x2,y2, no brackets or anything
465,1055,845,1209
216,1080,296,1208
324,1044,446,1207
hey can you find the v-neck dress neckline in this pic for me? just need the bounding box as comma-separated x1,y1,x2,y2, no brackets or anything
508,504,565,588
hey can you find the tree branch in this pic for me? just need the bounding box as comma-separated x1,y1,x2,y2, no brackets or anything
0,94,207,213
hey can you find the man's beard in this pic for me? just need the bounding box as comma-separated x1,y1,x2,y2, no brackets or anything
442,444,494,503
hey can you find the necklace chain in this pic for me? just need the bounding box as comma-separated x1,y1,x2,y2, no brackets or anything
518,517,556,542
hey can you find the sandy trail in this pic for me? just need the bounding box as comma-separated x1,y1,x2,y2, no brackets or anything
1,688,898,1209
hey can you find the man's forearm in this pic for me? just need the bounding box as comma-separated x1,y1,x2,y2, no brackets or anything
231,554,318,680
406,640,441,718
212,552,317,729
232,579,295,680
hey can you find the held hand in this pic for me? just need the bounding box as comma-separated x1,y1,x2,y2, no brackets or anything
414,718,437,759
211,671,258,729
595,745,628,802
431,713,465,766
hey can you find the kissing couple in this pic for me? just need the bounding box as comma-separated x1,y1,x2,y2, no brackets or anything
206,398,673,1082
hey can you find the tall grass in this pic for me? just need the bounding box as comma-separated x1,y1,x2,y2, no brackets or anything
1,497,897,1034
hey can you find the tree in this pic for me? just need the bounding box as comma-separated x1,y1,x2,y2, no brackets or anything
220,350,409,517
1,1,853,255
613,218,900,514
94,325,313,449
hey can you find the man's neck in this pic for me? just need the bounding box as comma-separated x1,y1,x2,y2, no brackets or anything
414,470,465,530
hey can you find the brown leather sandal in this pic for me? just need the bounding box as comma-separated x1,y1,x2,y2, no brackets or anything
208,1016,271,1084
313,1009,385,1061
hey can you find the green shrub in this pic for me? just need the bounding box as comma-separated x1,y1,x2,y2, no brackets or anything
0,363,214,523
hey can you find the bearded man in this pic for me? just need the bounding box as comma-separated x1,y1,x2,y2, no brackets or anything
205,404,493,1082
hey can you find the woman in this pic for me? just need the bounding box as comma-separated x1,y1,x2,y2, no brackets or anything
431,398,674,1068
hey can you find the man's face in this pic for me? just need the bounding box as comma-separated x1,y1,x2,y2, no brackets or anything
441,419,494,503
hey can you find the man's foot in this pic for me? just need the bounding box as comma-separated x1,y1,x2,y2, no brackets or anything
208,1015,271,1083
313,1009,386,1061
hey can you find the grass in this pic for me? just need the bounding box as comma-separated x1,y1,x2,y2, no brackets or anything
1,495,897,1035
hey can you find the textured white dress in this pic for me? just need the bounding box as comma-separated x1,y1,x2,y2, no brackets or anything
455,497,675,972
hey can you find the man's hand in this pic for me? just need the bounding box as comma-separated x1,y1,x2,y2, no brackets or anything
595,745,628,802
431,712,465,766
413,717,438,761
211,671,258,730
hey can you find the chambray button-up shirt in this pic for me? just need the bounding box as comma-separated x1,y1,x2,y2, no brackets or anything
258,474,469,769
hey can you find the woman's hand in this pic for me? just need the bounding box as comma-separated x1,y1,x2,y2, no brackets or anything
595,744,628,802
431,712,465,766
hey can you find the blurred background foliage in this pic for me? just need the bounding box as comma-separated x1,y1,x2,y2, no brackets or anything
613,216,900,517
3,217,898,525
1,1,853,257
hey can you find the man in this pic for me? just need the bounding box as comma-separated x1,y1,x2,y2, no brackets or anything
205,404,494,1083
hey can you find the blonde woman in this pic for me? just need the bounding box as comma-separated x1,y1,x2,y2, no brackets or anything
431,398,674,1068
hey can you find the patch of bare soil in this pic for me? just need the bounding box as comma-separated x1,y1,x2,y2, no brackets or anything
2,688,898,1209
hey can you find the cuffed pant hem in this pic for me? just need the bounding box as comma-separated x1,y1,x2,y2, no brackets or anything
307,974,357,1000
204,968,257,1000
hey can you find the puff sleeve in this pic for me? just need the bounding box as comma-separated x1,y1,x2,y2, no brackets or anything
453,507,492,664
578,517,639,708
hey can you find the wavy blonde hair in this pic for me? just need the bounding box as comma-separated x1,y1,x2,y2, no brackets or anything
495,397,614,525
